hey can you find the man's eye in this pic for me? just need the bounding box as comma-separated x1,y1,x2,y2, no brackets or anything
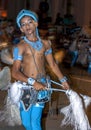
21,23,26,27
21,20,32,27
28,20,32,24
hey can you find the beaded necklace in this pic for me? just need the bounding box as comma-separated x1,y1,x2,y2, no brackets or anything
24,36,43,51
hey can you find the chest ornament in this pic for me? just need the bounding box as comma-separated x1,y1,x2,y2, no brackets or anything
24,36,43,51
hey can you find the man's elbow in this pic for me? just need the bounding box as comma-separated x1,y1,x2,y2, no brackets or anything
11,70,17,79
50,62,57,70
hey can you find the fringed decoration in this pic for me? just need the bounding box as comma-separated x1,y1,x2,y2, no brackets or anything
0,96,21,126
60,90,91,130
0,66,11,90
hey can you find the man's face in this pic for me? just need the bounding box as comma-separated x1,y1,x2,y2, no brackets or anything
20,16,38,36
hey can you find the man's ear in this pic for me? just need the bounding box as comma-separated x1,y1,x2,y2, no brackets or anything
33,21,38,27
20,27,24,33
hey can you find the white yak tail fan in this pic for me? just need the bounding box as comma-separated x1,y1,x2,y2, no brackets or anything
0,96,21,126
60,89,91,130
0,66,11,90
80,94,91,109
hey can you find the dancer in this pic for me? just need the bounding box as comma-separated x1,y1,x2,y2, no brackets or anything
11,9,70,130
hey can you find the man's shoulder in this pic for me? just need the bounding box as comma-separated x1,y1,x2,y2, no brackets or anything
16,40,25,48
41,39,52,48
13,40,26,54
41,39,48,43
42,39,51,45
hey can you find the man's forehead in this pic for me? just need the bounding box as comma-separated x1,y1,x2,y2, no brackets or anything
20,16,34,23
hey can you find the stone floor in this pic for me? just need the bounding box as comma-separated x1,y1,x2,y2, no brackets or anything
0,63,91,130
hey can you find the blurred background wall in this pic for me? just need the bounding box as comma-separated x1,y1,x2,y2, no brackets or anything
0,0,91,26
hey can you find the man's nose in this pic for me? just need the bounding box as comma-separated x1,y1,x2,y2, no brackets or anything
25,23,30,27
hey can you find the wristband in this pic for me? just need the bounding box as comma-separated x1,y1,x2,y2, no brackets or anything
59,76,67,83
28,78,35,85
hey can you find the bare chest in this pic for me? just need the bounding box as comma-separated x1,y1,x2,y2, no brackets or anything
23,44,45,63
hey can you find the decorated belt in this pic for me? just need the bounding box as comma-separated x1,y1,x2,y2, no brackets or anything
20,76,52,111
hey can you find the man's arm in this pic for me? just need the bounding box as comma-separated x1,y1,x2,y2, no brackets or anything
12,60,28,82
46,53,70,89
12,60,47,90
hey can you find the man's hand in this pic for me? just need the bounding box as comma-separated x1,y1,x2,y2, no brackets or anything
33,81,46,91
27,78,47,90
61,81,70,90
59,76,70,90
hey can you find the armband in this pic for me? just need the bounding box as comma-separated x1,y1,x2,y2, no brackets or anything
45,48,52,56
13,47,23,61
27,78,35,85
59,76,67,83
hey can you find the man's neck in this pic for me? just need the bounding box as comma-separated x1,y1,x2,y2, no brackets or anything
26,36,38,42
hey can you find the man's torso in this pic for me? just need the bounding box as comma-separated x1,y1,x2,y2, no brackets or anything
17,39,47,78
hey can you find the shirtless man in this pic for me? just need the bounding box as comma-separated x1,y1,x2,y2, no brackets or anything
11,9,70,130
